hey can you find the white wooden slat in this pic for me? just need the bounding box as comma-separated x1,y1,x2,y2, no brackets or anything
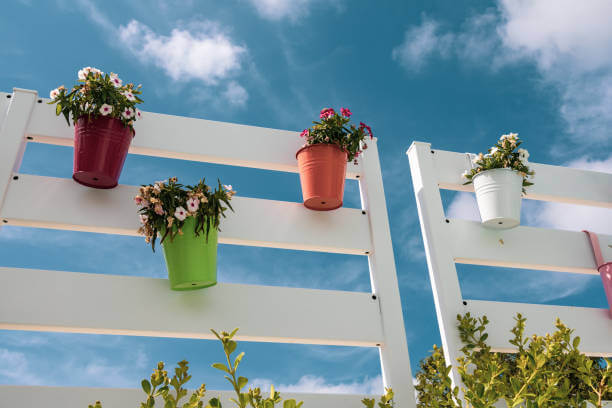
0,89,37,211
0,386,376,408
359,139,416,406
0,267,383,347
465,300,612,356
406,142,467,391
448,218,612,274
431,148,612,208
24,94,361,178
0,174,371,255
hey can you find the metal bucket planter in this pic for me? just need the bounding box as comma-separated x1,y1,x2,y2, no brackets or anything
472,168,523,229
161,216,218,291
73,115,134,189
296,143,347,211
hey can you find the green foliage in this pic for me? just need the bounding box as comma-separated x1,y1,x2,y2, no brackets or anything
415,313,612,407
361,387,395,408
462,133,534,194
87,328,304,408
135,178,235,251
300,107,373,162
49,67,143,131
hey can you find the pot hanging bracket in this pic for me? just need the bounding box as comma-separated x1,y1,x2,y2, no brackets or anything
583,230,612,319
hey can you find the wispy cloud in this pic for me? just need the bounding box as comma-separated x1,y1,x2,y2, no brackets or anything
75,0,249,108
393,1,612,153
246,0,344,22
252,374,382,394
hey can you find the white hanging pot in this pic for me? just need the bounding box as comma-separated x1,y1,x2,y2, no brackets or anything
472,168,523,229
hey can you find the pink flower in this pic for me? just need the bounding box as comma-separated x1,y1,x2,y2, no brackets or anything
300,129,309,138
186,197,199,212
174,206,187,221
319,108,336,119
134,196,149,207
154,203,164,215
360,122,373,139
340,107,352,118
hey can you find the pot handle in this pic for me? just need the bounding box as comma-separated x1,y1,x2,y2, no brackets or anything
583,230,605,267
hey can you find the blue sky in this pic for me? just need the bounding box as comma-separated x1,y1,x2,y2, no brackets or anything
1,0,611,396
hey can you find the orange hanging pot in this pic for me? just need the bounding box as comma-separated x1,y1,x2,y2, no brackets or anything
296,143,347,211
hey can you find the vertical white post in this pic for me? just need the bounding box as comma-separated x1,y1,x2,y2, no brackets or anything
359,138,416,407
406,141,466,393
0,89,37,214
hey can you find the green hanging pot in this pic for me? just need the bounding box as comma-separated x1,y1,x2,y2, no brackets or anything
161,216,218,291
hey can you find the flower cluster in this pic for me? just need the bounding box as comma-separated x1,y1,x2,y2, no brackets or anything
135,177,235,251
462,132,534,193
300,107,374,163
49,67,143,132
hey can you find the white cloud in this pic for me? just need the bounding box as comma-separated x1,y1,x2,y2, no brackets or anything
118,20,246,86
251,374,382,395
392,18,453,72
223,81,249,107
247,0,343,22
393,1,612,150
0,348,41,384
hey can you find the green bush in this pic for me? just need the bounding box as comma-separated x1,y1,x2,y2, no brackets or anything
88,328,394,408
415,313,612,407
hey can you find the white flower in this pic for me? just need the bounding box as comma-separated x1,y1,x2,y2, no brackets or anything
461,170,470,179
490,147,499,155
518,148,529,163
78,66,103,80
122,107,134,119
223,184,233,191
186,197,199,212
99,104,113,116
139,214,148,224
122,91,136,102
110,74,122,87
472,156,480,165
174,206,187,221
135,109,142,119
49,88,60,99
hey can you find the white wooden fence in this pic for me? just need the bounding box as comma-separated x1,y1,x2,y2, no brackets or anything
407,141,612,400
0,89,417,407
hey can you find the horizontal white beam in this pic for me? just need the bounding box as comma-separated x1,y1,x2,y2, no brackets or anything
0,386,376,408
448,219,611,275
430,147,612,208
17,92,361,178
465,300,612,356
0,174,371,255
0,267,383,347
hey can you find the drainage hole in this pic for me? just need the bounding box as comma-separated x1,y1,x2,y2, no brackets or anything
92,177,99,181
321,201,326,205
498,221,503,225
192,283,197,286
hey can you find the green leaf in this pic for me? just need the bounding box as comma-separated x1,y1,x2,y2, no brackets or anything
211,363,230,374
237,376,248,390
142,379,152,394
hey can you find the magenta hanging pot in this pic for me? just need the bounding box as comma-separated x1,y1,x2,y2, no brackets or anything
73,115,134,189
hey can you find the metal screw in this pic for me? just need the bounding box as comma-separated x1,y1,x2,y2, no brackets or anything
431,150,435,154
6,95,11,98
462,301,468,306
376,343,381,346
445,219,450,223
372,295,377,300
355,175,360,178
26,136,33,140
2,220,7,223
12,176,18,180
362,210,366,215
365,251,370,255
37,99,42,103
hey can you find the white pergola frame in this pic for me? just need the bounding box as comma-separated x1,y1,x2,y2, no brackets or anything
407,141,612,397
0,88,416,407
